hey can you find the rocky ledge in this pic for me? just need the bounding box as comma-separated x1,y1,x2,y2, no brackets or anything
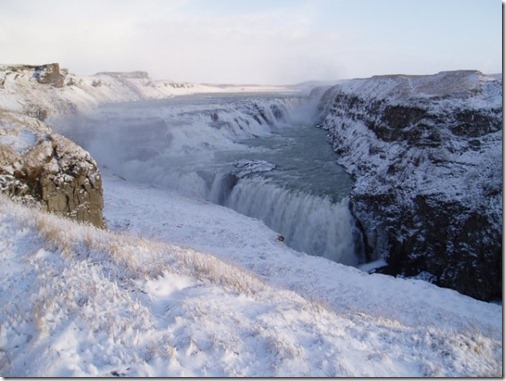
0,111,104,228
316,70,502,301
0,63,66,88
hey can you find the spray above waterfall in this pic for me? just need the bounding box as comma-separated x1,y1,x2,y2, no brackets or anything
53,92,365,266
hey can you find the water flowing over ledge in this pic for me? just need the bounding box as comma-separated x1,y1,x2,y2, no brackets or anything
226,178,363,265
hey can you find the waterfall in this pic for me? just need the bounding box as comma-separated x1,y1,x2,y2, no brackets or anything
208,172,239,205
225,177,364,266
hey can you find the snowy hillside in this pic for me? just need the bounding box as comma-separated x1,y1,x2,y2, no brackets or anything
0,180,501,377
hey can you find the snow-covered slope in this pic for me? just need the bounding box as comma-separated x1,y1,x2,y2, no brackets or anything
316,70,502,301
0,176,501,377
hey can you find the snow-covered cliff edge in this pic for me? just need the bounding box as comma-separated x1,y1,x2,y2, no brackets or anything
316,70,502,301
0,64,112,227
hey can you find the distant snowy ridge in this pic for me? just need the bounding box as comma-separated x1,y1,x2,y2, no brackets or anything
0,63,295,118
316,70,502,301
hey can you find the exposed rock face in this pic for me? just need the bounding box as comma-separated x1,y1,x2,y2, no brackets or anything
33,63,66,88
0,112,104,228
316,71,502,301
0,63,66,88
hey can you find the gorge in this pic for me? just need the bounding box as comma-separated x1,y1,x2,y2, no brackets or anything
0,65,502,302
53,93,366,267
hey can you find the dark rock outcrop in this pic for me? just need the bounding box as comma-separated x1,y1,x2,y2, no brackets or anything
316,70,502,301
2,63,66,88
0,112,104,228
33,63,66,88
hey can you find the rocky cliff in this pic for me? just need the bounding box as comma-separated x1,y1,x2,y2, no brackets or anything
316,71,502,301
0,64,106,227
0,63,65,88
0,110,104,228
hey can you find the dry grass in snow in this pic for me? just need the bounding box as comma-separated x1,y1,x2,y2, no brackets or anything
0,195,501,377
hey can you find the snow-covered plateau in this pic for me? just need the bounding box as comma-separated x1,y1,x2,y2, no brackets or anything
0,64,502,377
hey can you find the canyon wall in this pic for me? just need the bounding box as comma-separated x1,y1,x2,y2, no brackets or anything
317,71,502,301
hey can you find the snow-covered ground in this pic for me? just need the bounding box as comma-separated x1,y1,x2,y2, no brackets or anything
0,170,501,377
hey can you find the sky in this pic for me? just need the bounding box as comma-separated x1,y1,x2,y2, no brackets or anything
0,0,502,84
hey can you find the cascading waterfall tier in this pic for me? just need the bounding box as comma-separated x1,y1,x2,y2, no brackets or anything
226,177,364,265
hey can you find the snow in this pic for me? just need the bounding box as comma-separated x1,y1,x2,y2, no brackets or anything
0,128,36,154
0,66,502,377
329,70,487,103
317,70,502,214
0,170,500,377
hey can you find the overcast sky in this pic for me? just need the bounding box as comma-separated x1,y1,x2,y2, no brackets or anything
0,0,502,84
